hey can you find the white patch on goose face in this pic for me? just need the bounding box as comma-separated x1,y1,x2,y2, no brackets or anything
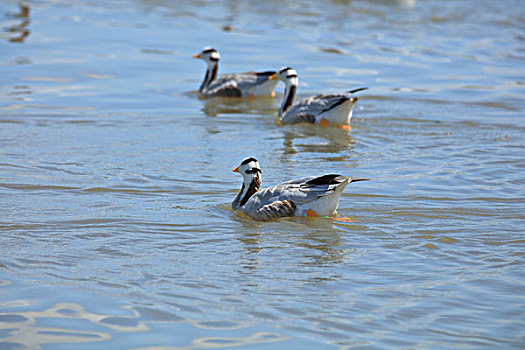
287,75,298,86
285,68,297,77
209,51,220,60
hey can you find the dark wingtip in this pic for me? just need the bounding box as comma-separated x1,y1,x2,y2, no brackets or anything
306,174,342,186
257,71,277,78
349,178,370,183
347,87,368,94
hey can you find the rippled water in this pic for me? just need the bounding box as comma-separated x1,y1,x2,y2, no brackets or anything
1,0,524,348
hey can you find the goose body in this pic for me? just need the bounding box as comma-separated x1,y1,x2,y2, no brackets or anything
276,67,367,127
232,157,368,221
193,47,278,98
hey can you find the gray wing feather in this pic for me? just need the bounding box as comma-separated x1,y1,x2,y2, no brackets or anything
281,94,350,124
205,75,242,97
205,72,275,97
234,71,276,90
243,175,344,215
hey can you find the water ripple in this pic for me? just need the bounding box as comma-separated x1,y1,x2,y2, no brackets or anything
0,0,523,348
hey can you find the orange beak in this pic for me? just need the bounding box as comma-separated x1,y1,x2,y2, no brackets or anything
193,53,200,58
232,166,239,173
268,73,277,80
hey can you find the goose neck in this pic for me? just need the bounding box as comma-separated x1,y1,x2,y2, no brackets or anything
200,62,218,91
232,175,261,209
279,83,297,117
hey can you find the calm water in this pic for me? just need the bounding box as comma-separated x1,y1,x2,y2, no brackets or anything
1,0,524,348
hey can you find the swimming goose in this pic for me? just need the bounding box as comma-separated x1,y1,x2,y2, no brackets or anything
275,67,367,128
193,47,278,98
232,157,368,221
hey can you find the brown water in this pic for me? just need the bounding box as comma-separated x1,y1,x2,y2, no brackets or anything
0,0,524,349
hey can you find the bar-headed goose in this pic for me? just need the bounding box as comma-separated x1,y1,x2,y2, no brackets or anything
232,157,368,221
276,67,367,129
193,47,278,98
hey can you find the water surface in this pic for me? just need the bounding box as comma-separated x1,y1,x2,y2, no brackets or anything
0,0,524,349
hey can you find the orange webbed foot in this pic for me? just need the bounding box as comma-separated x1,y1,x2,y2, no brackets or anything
319,119,351,130
306,209,320,217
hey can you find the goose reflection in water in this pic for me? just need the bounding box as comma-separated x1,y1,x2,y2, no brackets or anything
280,125,357,156
201,96,276,118
201,96,358,157
7,3,30,43
235,211,347,273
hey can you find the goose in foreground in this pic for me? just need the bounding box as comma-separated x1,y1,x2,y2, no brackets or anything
232,157,369,221
275,67,367,129
193,47,278,98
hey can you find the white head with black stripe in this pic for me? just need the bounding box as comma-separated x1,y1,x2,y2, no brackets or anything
276,67,298,87
232,156,261,183
193,46,220,66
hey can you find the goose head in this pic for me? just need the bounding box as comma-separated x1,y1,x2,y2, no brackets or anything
193,47,220,67
233,156,261,183
276,67,298,87
232,157,262,210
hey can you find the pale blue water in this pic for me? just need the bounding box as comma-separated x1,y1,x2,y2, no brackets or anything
0,0,524,349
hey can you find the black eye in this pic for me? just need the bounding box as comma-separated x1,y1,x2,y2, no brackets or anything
286,74,297,78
